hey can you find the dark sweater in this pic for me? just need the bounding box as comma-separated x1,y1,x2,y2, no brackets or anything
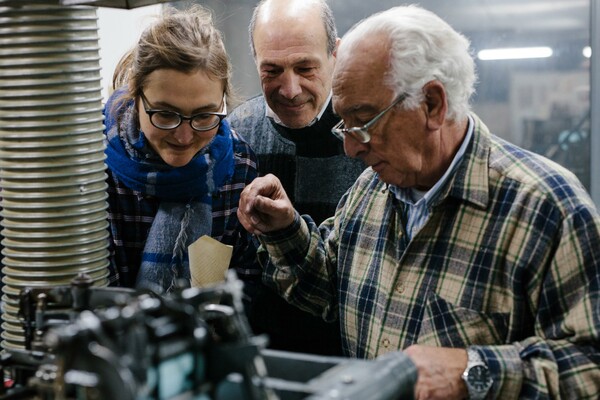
227,95,365,356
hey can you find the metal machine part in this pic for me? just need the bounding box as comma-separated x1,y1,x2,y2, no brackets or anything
0,272,417,400
0,0,175,352
0,0,110,351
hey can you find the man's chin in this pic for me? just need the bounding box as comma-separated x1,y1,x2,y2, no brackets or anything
275,108,315,129
374,167,404,187
281,120,312,129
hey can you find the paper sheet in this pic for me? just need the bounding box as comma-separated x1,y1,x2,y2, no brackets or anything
188,235,232,288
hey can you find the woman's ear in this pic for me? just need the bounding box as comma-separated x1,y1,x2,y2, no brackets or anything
422,80,447,130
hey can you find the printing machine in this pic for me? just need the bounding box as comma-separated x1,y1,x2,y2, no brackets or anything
0,271,417,400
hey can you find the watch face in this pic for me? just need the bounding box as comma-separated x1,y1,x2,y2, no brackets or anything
468,365,493,391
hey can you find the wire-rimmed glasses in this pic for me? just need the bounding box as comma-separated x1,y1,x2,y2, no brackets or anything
331,92,409,143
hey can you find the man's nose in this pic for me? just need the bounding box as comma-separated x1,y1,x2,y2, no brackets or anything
343,135,369,159
278,71,302,100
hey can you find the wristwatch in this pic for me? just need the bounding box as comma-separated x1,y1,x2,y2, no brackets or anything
462,348,493,399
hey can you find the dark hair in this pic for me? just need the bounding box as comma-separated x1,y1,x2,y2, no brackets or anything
248,0,337,58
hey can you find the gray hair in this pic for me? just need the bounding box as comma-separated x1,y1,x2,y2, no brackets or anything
340,5,477,121
248,0,337,58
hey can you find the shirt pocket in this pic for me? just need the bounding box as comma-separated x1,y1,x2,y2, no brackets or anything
417,291,510,348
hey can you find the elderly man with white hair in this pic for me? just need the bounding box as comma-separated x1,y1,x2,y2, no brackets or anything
237,5,600,399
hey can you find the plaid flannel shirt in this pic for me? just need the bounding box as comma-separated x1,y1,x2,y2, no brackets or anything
107,129,260,288
259,114,600,399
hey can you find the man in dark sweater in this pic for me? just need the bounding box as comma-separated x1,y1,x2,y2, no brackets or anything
227,0,364,356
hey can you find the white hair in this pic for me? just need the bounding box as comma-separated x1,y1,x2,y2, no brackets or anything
340,5,477,121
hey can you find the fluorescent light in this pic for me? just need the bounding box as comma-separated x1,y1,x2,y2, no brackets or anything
583,46,592,58
477,46,553,61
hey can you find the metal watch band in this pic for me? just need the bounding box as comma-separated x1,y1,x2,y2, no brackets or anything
467,348,484,365
463,348,493,400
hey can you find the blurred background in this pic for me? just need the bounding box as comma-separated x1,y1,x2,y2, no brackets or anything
98,0,599,205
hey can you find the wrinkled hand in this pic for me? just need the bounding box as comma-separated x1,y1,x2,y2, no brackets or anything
403,345,468,400
237,174,296,235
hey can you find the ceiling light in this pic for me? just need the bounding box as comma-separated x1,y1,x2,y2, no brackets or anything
477,46,553,61
583,46,592,58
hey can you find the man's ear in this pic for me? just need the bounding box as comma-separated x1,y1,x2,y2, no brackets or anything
422,80,447,130
332,37,340,58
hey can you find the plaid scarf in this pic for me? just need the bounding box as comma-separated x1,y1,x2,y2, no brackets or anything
104,89,234,292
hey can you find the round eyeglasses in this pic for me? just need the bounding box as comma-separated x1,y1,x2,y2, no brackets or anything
331,92,409,143
140,91,227,131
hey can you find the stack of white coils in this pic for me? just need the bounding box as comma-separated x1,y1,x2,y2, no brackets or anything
0,1,109,350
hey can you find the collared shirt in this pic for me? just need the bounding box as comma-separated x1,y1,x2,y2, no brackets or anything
258,114,600,399
266,92,333,128
390,116,474,240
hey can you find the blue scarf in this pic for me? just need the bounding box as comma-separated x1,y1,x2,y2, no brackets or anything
104,88,234,292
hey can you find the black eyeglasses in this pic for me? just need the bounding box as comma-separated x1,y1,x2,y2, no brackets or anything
139,91,227,131
331,92,409,143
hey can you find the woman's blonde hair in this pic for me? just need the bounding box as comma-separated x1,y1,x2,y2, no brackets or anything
112,4,235,110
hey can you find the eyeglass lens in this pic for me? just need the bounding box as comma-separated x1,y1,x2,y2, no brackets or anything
151,111,221,131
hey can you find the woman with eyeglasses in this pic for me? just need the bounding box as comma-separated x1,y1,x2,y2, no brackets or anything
103,5,259,293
